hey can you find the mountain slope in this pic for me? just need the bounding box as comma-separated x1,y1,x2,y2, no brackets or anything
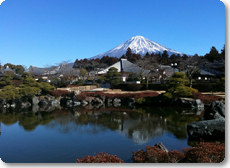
91,35,186,59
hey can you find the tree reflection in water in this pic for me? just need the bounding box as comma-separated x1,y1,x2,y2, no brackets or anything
0,105,202,143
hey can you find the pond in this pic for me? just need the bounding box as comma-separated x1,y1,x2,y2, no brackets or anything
0,105,203,163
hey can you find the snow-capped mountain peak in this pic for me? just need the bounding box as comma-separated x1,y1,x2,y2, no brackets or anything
91,35,186,59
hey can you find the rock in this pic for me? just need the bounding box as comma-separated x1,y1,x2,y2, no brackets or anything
113,98,121,107
51,99,60,106
66,100,73,106
81,100,88,106
32,104,39,113
174,98,204,109
154,143,168,152
11,103,16,108
92,97,103,106
38,99,49,107
128,98,135,106
21,102,31,108
32,96,39,105
187,118,225,140
73,101,81,106
204,101,225,120
107,98,112,107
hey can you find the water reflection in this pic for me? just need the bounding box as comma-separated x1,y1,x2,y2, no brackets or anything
0,106,202,144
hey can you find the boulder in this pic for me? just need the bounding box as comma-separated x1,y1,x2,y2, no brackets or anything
154,143,168,152
204,101,225,120
38,99,49,107
174,98,204,109
187,118,225,140
32,96,39,105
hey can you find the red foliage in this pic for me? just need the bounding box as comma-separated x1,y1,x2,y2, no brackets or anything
132,146,184,163
192,92,222,104
49,90,71,97
132,142,225,163
84,91,159,100
181,141,225,163
76,152,124,163
76,92,87,101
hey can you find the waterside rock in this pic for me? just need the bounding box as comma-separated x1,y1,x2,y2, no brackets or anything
187,118,225,140
204,101,225,120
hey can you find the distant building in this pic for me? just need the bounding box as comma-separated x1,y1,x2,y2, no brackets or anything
98,59,149,82
1,66,15,74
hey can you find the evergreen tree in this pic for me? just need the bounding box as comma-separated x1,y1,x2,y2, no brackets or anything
104,67,122,88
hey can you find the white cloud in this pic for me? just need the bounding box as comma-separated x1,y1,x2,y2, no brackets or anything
0,0,5,5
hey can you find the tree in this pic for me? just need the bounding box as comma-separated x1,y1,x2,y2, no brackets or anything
104,67,122,88
38,82,55,94
0,85,21,100
166,72,197,98
79,68,88,81
126,72,140,81
23,77,39,87
185,66,200,88
160,50,170,64
204,46,221,62
221,45,225,59
3,63,25,74
126,47,132,58
19,86,41,98
0,73,13,88
135,57,159,89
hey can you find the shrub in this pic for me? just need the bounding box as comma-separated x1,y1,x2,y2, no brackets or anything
19,86,41,98
49,90,71,97
84,91,159,100
0,85,21,100
132,142,225,163
192,92,222,104
181,142,225,163
76,92,87,101
135,97,146,104
38,82,55,93
76,152,124,163
132,145,184,163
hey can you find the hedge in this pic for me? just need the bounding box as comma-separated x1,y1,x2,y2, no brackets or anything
114,83,224,92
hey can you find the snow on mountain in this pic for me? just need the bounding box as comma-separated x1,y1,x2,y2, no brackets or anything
91,35,186,59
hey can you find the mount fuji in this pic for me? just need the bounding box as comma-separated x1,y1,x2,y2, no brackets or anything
91,35,186,59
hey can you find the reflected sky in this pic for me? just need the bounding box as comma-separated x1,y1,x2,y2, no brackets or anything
0,106,202,163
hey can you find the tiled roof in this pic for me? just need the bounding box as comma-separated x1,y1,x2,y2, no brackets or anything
98,59,149,74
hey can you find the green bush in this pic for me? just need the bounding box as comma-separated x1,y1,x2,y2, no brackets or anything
0,85,21,100
135,97,146,104
38,82,55,93
19,86,41,98
166,72,198,98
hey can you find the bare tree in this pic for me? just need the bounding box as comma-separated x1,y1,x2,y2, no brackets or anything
185,66,200,88
135,57,159,89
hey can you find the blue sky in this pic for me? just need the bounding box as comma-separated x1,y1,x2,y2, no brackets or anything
0,0,226,68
